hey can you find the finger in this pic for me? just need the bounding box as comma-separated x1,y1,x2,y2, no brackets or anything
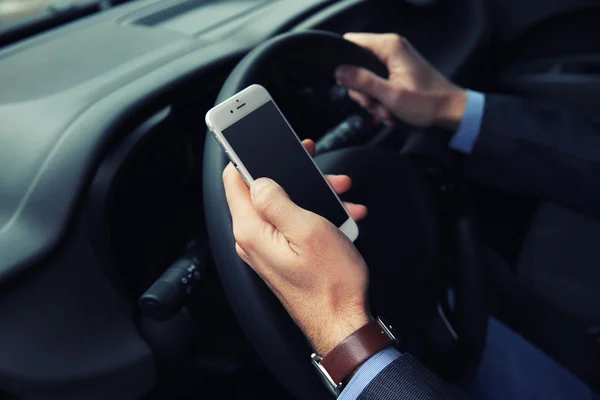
326,174,352,195
223,163,264,248
348,90,379,112
382,117,396,127
369,105,396,127
359,100,390,122
335,65,393,107
371,104,393,122
348,89,387,119
250,178,311,236
374,104,392,120
344,203,368,221
347,89,373,109
223,163,256,222
302,139,316,157
343,32,402,64
348,89,372,106
235,242,251,264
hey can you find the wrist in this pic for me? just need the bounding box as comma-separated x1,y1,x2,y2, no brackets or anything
310,313,372,356
434,87,468,131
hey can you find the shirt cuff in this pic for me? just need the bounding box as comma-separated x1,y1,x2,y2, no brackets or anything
448,90,486,154
338,347,401,400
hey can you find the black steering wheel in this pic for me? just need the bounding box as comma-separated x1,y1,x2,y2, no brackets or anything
203,30,487,399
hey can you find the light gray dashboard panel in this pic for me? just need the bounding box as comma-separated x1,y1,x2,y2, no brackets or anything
0,0,331,283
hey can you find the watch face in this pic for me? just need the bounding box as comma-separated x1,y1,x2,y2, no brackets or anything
311,354,341,397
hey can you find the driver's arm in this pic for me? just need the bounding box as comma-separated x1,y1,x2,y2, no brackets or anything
222,165,470,400
461,94,600,219
336,33,600,219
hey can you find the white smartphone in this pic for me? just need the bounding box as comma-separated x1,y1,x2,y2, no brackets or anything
205,84,359,242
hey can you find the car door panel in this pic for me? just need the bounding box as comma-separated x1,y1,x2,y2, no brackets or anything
490,0,600,112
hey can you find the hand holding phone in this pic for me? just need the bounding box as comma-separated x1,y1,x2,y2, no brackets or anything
205,84,360,241
222,163,371,356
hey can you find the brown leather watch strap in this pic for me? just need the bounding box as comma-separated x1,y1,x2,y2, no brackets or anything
319,318,396,386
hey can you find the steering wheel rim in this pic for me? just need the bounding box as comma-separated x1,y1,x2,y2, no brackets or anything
203,30,486,399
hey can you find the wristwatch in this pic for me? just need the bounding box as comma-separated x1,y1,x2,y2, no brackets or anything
311,317,397,397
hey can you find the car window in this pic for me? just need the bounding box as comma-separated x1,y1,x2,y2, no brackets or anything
0,0,90,23
0,0,138,45
1,0,172,49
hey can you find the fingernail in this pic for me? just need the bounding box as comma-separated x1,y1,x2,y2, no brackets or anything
335,66,350,82
383,118,396,128
251,178,272,199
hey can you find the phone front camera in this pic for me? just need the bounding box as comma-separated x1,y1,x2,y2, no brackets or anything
230,110,233,114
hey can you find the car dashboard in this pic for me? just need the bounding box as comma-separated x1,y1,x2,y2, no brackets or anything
0,0,487,398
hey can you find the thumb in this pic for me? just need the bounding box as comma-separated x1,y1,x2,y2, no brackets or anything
335,65,394,107
251,178,309,235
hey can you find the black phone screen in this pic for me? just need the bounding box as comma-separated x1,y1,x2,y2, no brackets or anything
221,100,349,227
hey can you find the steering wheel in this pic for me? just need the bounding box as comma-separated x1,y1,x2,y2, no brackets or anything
203,30,487,399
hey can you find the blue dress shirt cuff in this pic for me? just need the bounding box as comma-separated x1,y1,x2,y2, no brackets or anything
448,90,486,154
339,347,401,400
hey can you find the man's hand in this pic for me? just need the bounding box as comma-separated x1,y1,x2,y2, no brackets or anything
300,139,368,221
335,33,467,130
223,140,371,355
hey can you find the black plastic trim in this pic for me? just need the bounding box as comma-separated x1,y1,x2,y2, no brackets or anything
88,107,171,298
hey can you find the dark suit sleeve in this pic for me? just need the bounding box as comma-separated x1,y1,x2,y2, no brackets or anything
357,354,470,400
463,94,600,219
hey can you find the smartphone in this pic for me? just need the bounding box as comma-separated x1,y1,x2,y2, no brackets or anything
205,84,359,242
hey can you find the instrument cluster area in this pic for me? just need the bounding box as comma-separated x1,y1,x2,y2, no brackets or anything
89,105,207,299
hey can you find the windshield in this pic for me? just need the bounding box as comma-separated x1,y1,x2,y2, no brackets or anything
0,0,137,35
1,0,83,22
0,0,130,45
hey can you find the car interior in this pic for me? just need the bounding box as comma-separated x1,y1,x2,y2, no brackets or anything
1,0,600,399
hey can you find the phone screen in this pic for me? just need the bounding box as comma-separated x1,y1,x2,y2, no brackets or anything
221,100,349,228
